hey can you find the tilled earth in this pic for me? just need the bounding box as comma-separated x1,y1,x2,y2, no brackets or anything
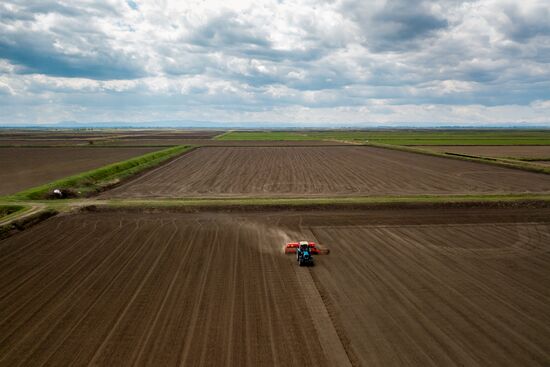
1,208,549,366
98,139,351,146
0,130,224,146
0,147,161,195
103,146,550,198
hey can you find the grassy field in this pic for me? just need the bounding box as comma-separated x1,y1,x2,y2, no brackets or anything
9,145,194,200
217,130,550,145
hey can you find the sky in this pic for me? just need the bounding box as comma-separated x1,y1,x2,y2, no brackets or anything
0,0,549,127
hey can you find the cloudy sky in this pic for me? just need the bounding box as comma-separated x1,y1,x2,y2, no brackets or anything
0,0,549,126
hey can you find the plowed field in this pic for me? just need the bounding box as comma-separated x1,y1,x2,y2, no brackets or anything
100,139,350,146
1,208,549,366
0,147,160,195
0,130,223,146
103,146,550,198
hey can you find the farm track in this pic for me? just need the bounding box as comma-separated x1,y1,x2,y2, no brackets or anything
0,209,549,366
102,146,550,198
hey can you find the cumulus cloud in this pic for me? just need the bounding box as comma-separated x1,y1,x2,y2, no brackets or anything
340,0,451,51
0,0,549,125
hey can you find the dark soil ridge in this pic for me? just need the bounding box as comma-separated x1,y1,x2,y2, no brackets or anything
0,209,58,241
84,198,550,212
81,200,550,226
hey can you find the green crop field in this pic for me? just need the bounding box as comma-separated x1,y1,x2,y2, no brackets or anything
217,130,550,145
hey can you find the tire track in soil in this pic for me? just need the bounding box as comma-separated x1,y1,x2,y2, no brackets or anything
294,266,354,367
16,219,146,366
312,222,550,366
173,222,219,366
88,222,179,365
128,222,201,366
378,226,550,364
0,218,88,297
27,219,168,366
313,226,479,366
127,222,205,367
2,218,162,366
223,223,241,367
3,210,548,366
294,227,354,367
0,219,116,348
85,219,184,366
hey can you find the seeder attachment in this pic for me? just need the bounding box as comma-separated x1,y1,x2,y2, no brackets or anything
284,241,329,255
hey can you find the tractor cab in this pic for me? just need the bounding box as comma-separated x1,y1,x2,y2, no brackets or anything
299,241,309,253
297,241,314,266
284,240,328,266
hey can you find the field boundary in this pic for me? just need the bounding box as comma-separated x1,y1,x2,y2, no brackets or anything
92,146,199,195
213,130,550,145
0,205,28,223
1,194,550,240
181,143,354,147
308,267,359,366
512,157,550,162
3,194,550,213
212,130,233,139
77,194,550,212
294,265,353,366
7,145,195,200
0,207,58,240
364,142,550,175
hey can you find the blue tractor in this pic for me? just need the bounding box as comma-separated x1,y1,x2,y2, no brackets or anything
296,241,314,267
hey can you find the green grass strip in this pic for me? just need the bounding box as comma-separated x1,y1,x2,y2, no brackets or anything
95,193,550,208
0,205,27,220
10,145,194,200
217,130,550,144
2,194,550,214
380,139,550,145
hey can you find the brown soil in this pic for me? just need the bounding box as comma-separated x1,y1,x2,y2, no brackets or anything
0,211,328,366
0,139,93,146
0,208,549,366
308,215,550,366
99,139,350,146
418,145,550,159
102,146,550,198
0,131,225,146
0,147,160,195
